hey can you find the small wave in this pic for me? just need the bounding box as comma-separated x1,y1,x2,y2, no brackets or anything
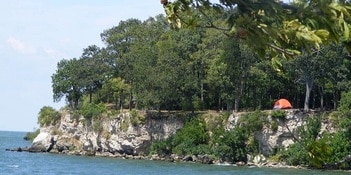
216,163,237,166
8,165,19,168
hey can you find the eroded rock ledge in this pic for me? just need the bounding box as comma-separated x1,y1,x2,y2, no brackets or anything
29,110,187,156
9,109,340,167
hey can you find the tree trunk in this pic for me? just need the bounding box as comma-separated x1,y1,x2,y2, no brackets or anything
319,86,324,110
119,95,123,112
89,91,92,103
234,97,240,112
218,95,221,111
333,91,338,110
129,92,132,111
201,81,204,101
304,78,314,111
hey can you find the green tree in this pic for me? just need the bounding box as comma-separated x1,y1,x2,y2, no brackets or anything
222,39,258,112
125,15,168,110
162,0,351,70
314,44,351,109
37,106,60,127
80,45,111,103
194,27,225,110
155,28,202,110
101,19,144,110
286,44,351,110
100,77,131,111
52,58,83,109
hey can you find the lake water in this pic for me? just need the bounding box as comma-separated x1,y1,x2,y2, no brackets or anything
0,131,349,175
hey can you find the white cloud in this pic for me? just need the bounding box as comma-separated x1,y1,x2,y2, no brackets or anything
6,37,36,55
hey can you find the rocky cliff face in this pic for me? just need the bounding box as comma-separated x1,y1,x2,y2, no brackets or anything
32,109,334,158
32,110,186,157
227,109,335,157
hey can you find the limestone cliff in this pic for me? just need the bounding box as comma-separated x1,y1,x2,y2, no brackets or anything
32,110,186,157
31,109,334,159
227,110,335,157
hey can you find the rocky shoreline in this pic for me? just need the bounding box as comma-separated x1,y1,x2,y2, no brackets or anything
5,146,304,170
6,109,351,171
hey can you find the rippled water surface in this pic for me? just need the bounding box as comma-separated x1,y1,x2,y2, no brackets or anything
0,131,349,175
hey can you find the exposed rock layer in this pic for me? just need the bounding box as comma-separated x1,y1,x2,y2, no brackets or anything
32,111,186,156
31,109,334,158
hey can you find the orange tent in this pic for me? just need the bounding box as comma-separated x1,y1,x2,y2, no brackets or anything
273,98,292,109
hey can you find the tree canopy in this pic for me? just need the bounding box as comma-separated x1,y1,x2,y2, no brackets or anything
162,0,351,69
50,7,351,112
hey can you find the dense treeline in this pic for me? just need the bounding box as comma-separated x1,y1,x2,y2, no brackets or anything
51,13,351,112
41,1,351,170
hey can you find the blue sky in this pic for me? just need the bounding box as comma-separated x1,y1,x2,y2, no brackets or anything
0,0,164,132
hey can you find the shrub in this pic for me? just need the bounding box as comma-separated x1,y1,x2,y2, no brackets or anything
270,120,279,132
37,106,60,127
120,117,130,132
79,103,106,120
149,139,172,156
271,110,287,120
328,131,351,162
298,116,321,144
192,144,212,155
173,118,209,146
192,95,205,111
238,110,267,134
337,90,351,111
71,111,81,121
130,109,145,127
280,143,309,166
150,118,210,156
23,129,40,142
279,116,333,168
212,127,248,163
206,112,230,131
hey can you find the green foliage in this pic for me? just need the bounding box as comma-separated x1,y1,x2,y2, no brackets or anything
24,129,40,142
326,131,351,163
149,117,211,156
280,143,309,166
337,90,351,111
279,116,322,167
271,110,287,120
71,111,81,121
79,103,106,120
298,117,321,144
212,127,248,163
120,117,130,132
51,58,83,109
37,106,60,127
279,91,351,168
149,113,253,163
171,118,210,155
164,0,351,69
238,111,268,134
306,136,331,169
149,140,172,156
270,120,279,132
192,95,205,111
100,77,131,109
130,109,145,127
206,112,230,131
51,11,351,113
